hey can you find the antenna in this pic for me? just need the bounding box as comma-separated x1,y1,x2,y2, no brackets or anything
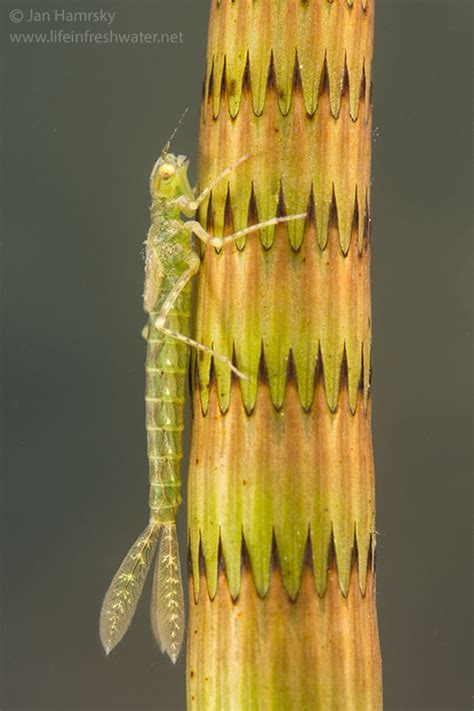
161,108,189,159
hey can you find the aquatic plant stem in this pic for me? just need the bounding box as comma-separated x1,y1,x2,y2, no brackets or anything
187,1,382,707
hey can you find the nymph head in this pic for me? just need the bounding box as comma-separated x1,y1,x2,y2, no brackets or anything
150,151,193,200
149,108,192,200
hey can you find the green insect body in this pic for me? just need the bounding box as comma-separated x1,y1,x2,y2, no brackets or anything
100,154,194,663
99,138,307,664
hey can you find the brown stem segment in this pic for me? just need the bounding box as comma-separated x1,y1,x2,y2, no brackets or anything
189,551,381,709
187,1,381,708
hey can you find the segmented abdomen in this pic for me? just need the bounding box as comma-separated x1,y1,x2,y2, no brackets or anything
145,287,191,525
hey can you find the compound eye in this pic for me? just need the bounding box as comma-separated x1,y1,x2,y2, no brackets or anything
158,163,176,179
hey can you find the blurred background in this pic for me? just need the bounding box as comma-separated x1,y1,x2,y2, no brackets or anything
1,1,471,709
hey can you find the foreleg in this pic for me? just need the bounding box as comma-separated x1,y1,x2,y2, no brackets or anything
173,154,252,216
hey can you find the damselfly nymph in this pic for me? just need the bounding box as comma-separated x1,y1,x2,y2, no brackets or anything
99,130,307,663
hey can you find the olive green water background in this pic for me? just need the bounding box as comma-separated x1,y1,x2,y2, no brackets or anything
1,1,472,709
